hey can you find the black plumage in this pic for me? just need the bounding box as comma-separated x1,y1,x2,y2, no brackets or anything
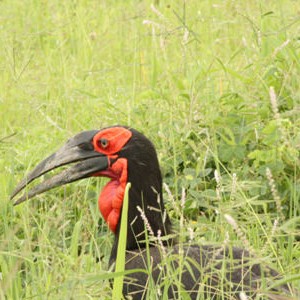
11,126,296,300
109,128,292,299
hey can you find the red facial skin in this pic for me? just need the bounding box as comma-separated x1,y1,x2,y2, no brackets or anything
92,127,132,233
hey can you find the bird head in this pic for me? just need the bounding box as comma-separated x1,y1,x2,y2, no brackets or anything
11,126,172,254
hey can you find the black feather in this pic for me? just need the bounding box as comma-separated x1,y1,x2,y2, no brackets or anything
109,128,295,300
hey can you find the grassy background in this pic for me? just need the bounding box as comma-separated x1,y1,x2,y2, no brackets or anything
1,0,299,298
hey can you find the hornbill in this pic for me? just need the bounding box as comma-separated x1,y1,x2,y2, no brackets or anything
11,126,295,299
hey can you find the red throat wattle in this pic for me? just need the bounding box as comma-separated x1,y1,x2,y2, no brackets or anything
91,127,132,232
97,158,128,232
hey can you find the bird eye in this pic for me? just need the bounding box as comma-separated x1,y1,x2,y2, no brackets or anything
99,138,109,149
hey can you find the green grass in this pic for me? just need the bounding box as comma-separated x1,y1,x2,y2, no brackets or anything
112,182,130,299
1,0,299,298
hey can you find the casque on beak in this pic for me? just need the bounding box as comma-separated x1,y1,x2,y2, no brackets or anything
11,130,109,205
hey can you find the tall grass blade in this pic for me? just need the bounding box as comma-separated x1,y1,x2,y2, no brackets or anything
112,182,131,299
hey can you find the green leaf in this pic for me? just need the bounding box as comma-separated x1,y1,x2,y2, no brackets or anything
219,144,246,162
112,182,131,300
70,220,81,259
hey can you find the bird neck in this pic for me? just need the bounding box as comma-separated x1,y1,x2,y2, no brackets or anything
109,174,173,265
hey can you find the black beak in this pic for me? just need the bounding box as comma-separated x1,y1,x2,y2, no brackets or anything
11,130,109,206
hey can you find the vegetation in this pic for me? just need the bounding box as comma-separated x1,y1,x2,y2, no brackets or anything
1,0,299,298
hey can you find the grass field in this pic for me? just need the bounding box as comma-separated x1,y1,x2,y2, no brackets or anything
1,1,299,299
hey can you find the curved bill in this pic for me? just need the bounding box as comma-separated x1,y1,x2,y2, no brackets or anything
11,130,108,205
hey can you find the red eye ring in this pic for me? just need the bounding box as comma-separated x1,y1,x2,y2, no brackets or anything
93,127,132,154
99,138,109,149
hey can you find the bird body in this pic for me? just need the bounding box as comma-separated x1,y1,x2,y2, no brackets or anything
123,244,286,299
11,126,296,299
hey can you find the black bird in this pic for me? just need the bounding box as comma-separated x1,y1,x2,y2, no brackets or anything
11,126,296,299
